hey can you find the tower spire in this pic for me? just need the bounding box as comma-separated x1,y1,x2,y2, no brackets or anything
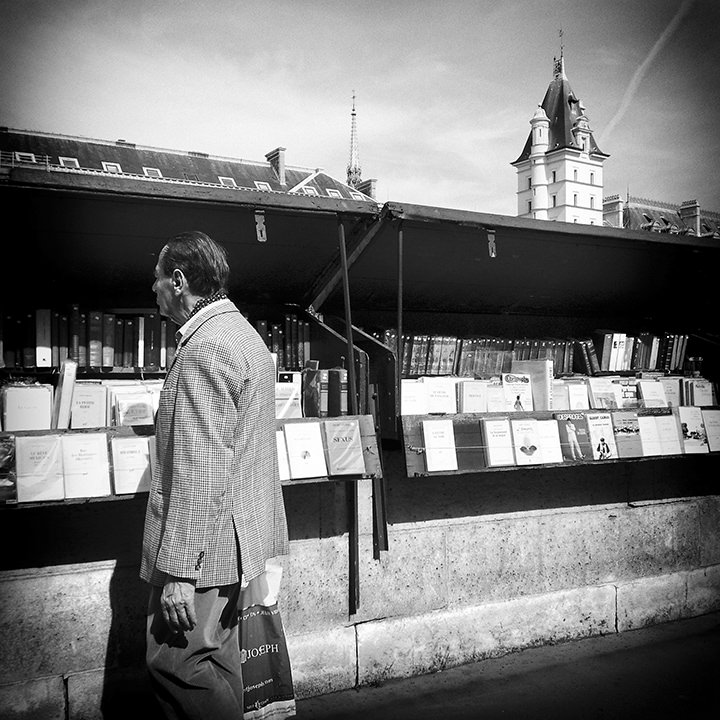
347,91,361,188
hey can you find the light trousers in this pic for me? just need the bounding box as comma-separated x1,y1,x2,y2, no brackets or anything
146,583,243,720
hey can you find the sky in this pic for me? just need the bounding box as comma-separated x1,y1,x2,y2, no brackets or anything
1,0,718,216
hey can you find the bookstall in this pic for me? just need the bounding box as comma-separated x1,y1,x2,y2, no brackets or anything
1,160,719,717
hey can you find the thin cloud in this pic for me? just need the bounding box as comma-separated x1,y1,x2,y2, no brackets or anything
602,0,695,142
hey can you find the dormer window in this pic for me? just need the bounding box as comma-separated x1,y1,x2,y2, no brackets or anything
326,188,342,199
303,187,319,197
349,191,365,201
14,152,36,163
183,172,199,182
102,162,122,173
254,181,272,191
59,157,80,169
218,176,237,187
143,167,162,178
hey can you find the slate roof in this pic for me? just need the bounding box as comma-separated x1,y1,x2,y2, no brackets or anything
623,197,720,238
0,126,376,203
513,57,608,164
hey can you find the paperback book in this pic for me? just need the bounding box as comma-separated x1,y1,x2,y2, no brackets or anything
677,406,709,454
322,417,366,476
111,435,151,494
701,409,720,452
15,434,65,503
554,412,592,462
536,419,564,464
61,432,112,499
480,417,515,467
510,417,542,465
282,421,328,479
422,418,458,472
502,372,534,412
585,411,618,460
611,410,643,459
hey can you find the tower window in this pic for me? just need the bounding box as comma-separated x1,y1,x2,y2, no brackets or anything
590,196,595,209
527,177,532,189
590,172,595,185
573,169,578,181
552,171,557,183
552,195,557,207
573,194,578,206
527,201,532,214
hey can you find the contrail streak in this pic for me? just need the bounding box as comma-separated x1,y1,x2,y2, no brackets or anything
602,0,695,141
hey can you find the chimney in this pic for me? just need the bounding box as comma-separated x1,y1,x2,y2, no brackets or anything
679,199,701,236
265,147,286,186
602,194,624,228
356,178,377,200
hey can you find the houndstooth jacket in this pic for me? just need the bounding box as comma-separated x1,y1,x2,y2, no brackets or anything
140,299,289,589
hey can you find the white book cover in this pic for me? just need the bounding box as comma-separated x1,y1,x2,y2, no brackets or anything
61,432,112,499
15,434,65,502
457,379,488,413
70,382,108,429
585,377,619,410
658,376,682,407
701,409,720,452
637,416,663,457
511,358,554,411
566,381,590,410
114,391,156,426
689,379,715,407
52,359,78,430
551,380,570,411
677,406,709,454
656,411,684,456
322,417,366,475
2,384,54,431
502,372,533,412
537,419,564,464
510,418,541,465
275,430,291,481
422,418,458,472
421,376,458,414
637,380,668,408
400,379,429,416
485,380,506,412
275,381,302,419
111,435,151,494
585,412,618,460
283,421,328,479
481,417,515,467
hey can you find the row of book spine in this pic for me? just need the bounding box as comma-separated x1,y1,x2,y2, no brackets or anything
254,313,311,372
1,307,177,371
376,329,692,378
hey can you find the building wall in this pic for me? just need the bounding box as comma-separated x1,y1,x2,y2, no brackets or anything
1,478,719,719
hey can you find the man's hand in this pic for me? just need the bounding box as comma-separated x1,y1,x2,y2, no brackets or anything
160,576,197,633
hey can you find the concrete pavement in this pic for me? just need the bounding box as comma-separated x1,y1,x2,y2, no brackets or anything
294,611,720,719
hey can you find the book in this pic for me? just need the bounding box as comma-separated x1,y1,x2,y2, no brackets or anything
15,434,65,502
282,420,328,479
677,406,709,454
636,411,664,457
658,376,682,408
275,430,291,481
456,379,489,413
70,382,108,429
2,383,54,431
480,417,515,467
400,379,429,415
102,312,116,367
684,378,715,407
656,409,684,456
585,376,619,410
611,410,643,459
275,379,303,419
87,309,104,367
566,379,590,410
112,387,156,426
0,434,17,504
301,366,322,418
611,377,640,409
592,330,614,371
51,358,78,430
637,379,668,408
322,417,366,475
422,418,458,472
144,311,162,368
511,358,553,411
114,315,125,367
502,372,533,412
485,378,506,412
61,432,112,499
551,379,570,411
536,419,564,464
422,376,458,414
701,409,720,452
585,411,618,460
35,308,52,367
554,412,592,462
327,367,348,416
110,435,151,494
510,417,541,466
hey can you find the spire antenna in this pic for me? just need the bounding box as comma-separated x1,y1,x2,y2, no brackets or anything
559,28,564,58
347,91,361,188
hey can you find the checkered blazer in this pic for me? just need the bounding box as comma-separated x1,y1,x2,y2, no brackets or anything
140,299,289,588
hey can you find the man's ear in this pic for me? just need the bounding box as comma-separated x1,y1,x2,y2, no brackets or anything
172,269,185,293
